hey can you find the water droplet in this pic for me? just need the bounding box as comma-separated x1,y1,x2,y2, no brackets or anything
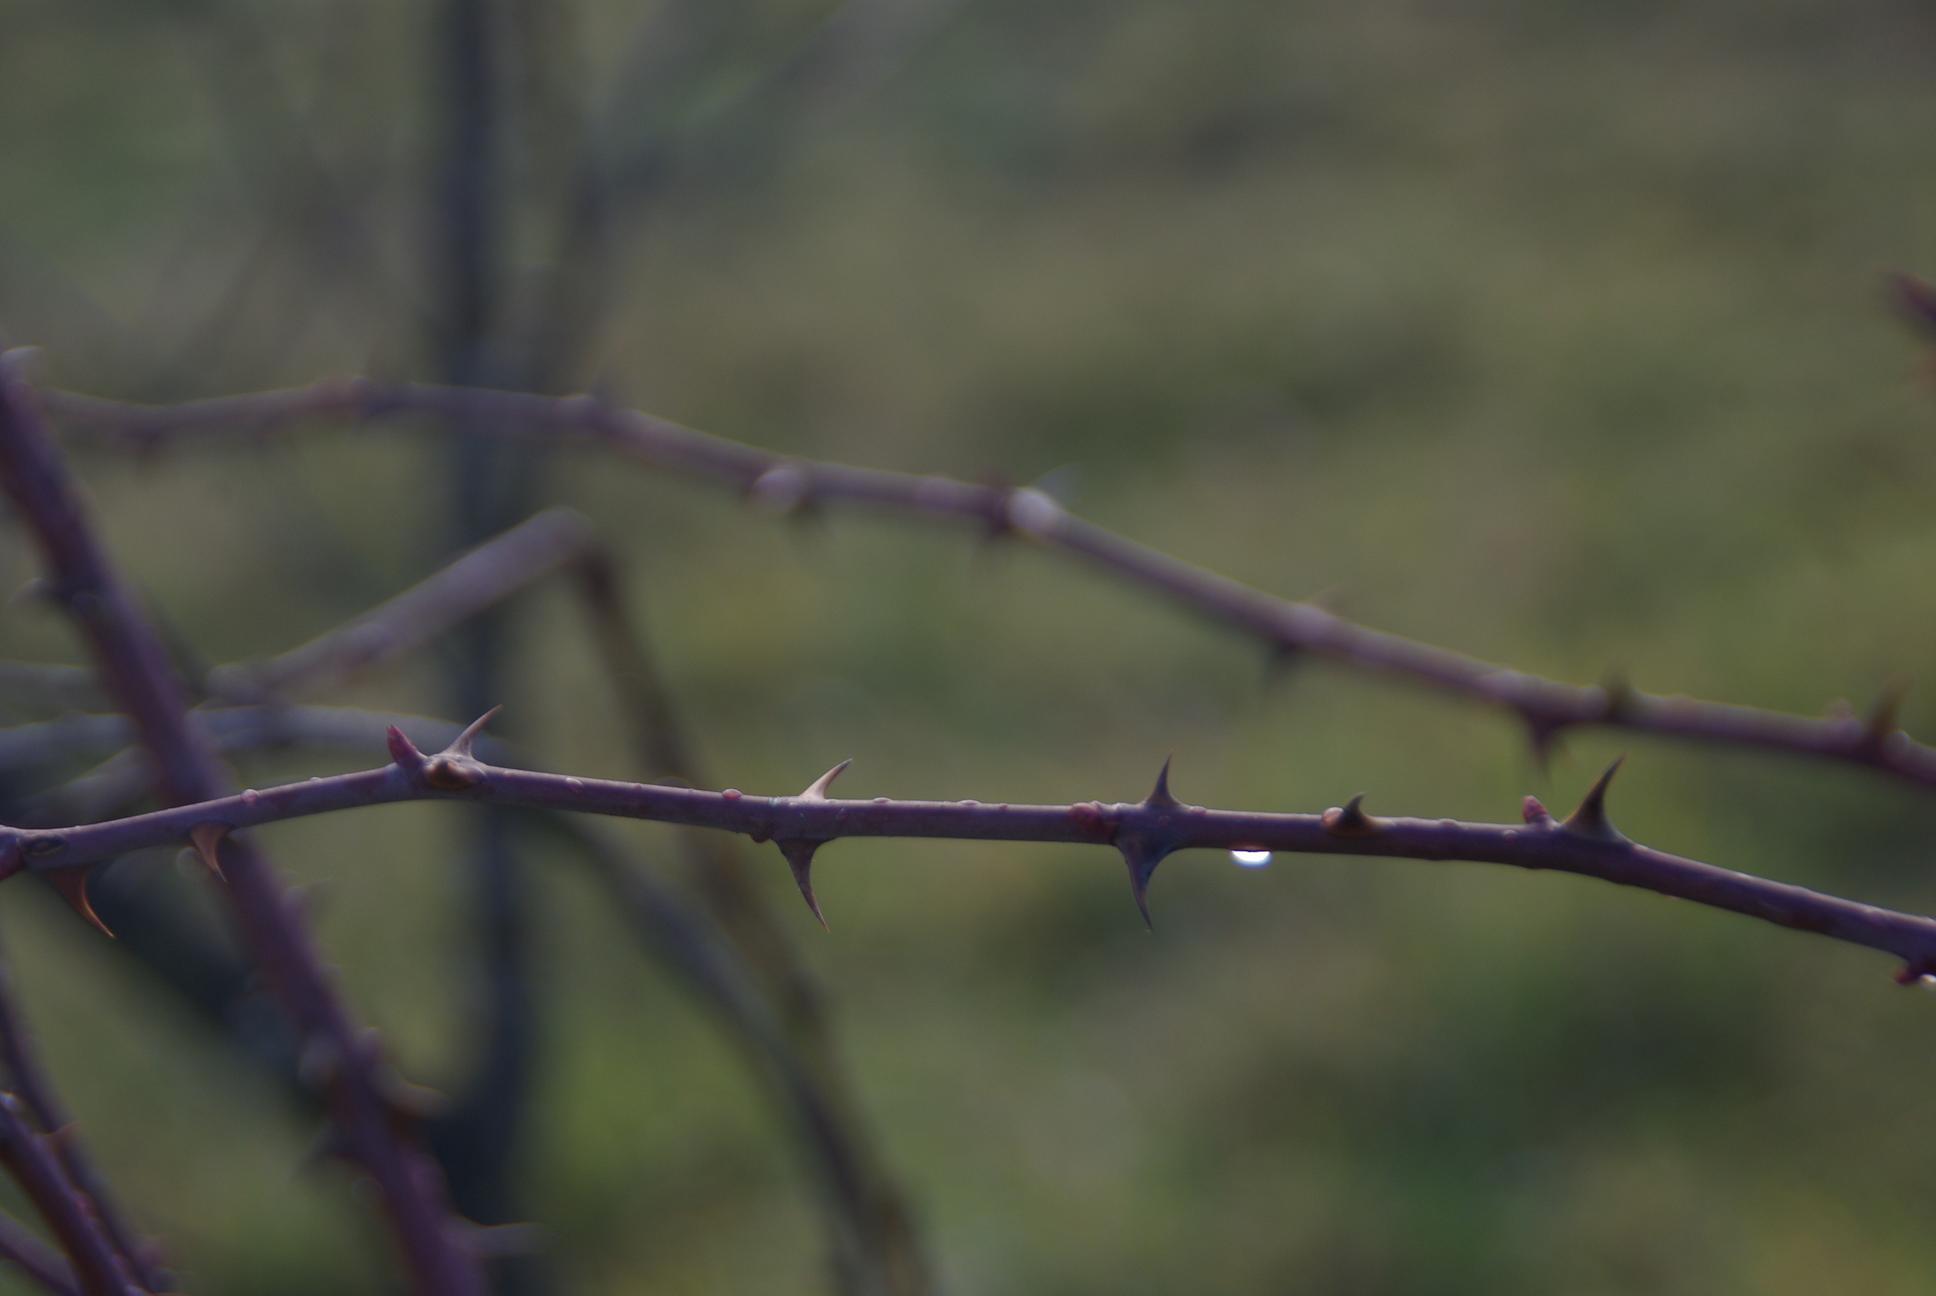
873,797,891,805
959,799,980,807
241,790,260,805
565,778,585,790
1230,849,1272,868
721,788,742,801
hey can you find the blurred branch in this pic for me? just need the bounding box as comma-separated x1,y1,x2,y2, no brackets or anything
0,1207,79,1296
208,509,596,702
8,728,1936,983
549,814,924,1294
0,1093,135,1295
46,373,1936,801
0,361,485,1296
0,936,164,1290
571,552,929,1292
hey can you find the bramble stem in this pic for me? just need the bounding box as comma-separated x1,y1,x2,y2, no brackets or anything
5,729,1935,980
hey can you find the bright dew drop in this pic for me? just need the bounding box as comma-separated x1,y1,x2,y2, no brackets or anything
1230,849,1272,868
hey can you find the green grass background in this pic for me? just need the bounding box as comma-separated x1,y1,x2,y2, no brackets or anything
6,1,1936,1291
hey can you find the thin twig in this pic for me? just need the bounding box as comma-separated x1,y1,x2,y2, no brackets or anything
43,373,1936,797
5,726,1936,983
571,553,929,1292
0,1093,138,1295
0,1206,80,1296
0,934,164,1289
207,509,596,702
0,363,484,1296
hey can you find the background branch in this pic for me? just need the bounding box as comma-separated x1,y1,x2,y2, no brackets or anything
42,375,1936,801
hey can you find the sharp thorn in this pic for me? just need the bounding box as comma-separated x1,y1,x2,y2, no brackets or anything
1562,756,1627,840
1119,842,1167,931
47,869,112,939
778,840,830,930
1522,795,1552,826
444,705,503,759
1321,793,1376,835
188,822,230,882
800,759,852,802
1145,756,1179,809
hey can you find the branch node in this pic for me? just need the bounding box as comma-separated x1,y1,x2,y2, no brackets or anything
1561,757,1628,841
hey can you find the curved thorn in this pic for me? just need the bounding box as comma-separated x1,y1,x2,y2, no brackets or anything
800,759,852,802
1120,841,1167,931
1562,756,1627,839
444,705,503,759
777,840,830,930
48,868,112,938
188,821,230,881
1145,756,1178,809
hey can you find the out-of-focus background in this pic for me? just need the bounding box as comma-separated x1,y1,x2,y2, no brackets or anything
5,1,1936,1292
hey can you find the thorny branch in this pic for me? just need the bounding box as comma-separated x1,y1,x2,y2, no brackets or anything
5,720,1936,985
0,361,485,1295
0,1092,135,1295
41,371,1936,799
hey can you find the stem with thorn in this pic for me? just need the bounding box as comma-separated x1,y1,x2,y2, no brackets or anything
0,361,484,1296
6,722,1936,983
40,371,1936,799
0,1093,138,1295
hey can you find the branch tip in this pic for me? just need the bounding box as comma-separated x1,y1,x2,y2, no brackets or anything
385,725,428,772
800,759,852,802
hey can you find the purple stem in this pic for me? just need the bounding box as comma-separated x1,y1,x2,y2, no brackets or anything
3,728,1934,981
0,1094,137,1295
40,375,1936,794
0,362,483,1295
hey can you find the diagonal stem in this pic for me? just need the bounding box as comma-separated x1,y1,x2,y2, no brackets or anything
42,373,1936,796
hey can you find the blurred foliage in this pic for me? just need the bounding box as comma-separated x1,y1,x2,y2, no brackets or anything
6,0,1936,1292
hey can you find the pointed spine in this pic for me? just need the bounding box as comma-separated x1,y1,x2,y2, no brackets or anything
47,870,111,939
1562,757,1627,841
442,704,502,760
1144,757,1179,810
1321,794,1377,836
777,839,829,931
188,821,230,881
800,759,852,802
1118,838,1171,931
